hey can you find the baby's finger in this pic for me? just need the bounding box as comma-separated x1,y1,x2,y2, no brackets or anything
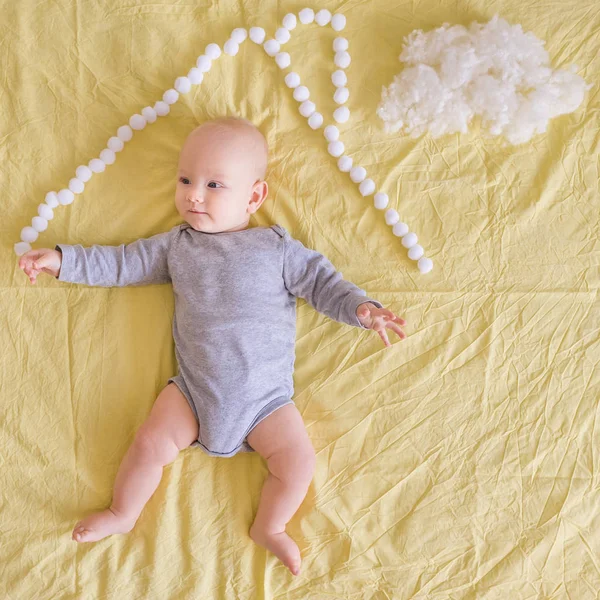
375,325,391,347
387,322,406,339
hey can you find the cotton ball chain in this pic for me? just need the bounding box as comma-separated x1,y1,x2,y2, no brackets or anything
107,137,124,153
298,8,314,24
45,192,59,208
393,222,409,236
333,38,348,52
21,227,38,243
418,257,433,274
350,166,366,183
315,9,331,26
32,216,48,232
324,125,339,142
141,107,157,123
385,209,400,225
38,204,54,220
58,189,75,205
334,106,350,123
175,76,191,93
205,43,221,59
332,70,347,87
76,165,93,182
154,101,170,116
249,27,266,44
338,155,353,172
230,28,247,43
331,13,346,31
299,100,316,118
117,125,133,142
334,51,351,69
275,52,291,69
374,192,389,209
188,68,204,85
263,39,280,56
163,89,179,104
100,149,116,165
69,178,84,194
293,85,309,102
285,72,301,88
328,141,344,157
408,245,424,260
308,112,323,129
282,13,297,30
196,55,212,72
89,158,105,173
224,39,240,56
275,28,291,44
359,179,376,196
401,232,418,248
334,87,349,104
15,242,31,255
129,114,146,130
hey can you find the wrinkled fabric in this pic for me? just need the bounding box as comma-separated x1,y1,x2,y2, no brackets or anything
1,0,599,598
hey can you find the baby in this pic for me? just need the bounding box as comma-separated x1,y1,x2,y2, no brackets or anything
18,116,406,576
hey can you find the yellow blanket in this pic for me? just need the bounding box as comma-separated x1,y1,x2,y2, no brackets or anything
2,1,599,597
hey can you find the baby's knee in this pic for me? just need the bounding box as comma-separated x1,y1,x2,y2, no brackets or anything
132,424,180,466
270,443,316,486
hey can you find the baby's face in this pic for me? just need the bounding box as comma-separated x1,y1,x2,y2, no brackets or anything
175,123,268,234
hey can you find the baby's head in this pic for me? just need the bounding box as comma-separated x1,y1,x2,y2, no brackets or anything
175,117,269,233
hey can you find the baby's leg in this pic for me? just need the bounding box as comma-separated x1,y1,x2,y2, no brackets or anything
72,383,198,543
247,404,316,576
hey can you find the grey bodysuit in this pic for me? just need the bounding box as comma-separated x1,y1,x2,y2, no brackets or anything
56,224,382,457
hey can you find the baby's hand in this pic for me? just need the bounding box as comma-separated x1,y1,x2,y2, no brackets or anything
356,302,406,348
18,248,62,284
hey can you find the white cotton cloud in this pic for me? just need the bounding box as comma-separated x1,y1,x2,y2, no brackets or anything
376,15,592,144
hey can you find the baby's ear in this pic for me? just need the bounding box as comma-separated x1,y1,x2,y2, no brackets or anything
249,180,268,213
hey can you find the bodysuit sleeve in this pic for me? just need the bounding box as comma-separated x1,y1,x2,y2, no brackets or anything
55,228,174,287
281,230,383,329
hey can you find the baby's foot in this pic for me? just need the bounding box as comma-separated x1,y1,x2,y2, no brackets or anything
250,524,302,576
72,508,136,543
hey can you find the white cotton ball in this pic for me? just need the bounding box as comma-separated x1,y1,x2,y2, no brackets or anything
334,87,349,104
299,100,316,117
69,178,84,194
175,76,191,94
224,39,240,56
45,191,59,208
334,106,350,123
359,179,376,196
231,28,247,43
408,244,424,260
328,140,344,157
89,158,106,173
205,43,221,59
32,216,48,233
285,72,301,88
100,149,115,165
196,55,212,72
393,221,409,236
334,51,351,69
117,125,133,141
14,242,31,256
315,9,331,26
249,27,266,44
332,70,347,87
333,37,348,52
263,39,280,56
283,13,297,30
275,52,291,69
57,189,75,205
401,232,418,248
21,226,38,243
76,165,93,181
129,114,146,130
338,155,352,172
38,204,54,220
350,166,366,183
163,89,179,104
324,125,339,141
331,13,346,31
385,209,400,225
418,257,433,274
299,8,314,24
188,68,204,85
275,28,291,44
154,101,170,116
374,192,389,209
293,85,309,101
107,136,125,153
308,112,323,129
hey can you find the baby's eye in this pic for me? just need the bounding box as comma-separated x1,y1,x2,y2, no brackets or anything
180,177,190,185
207,181,222,189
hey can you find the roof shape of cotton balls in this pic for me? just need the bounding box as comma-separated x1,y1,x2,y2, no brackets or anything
377,15,591,144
